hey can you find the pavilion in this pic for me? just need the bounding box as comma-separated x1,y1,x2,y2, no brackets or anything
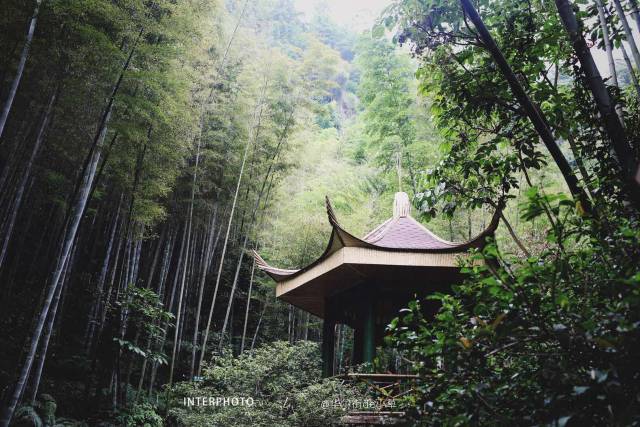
253,192,500,377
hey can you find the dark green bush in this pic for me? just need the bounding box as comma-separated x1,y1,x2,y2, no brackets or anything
168,341,364,426
388,201,640,425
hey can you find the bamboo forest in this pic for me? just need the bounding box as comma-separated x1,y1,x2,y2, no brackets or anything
1,0,640,425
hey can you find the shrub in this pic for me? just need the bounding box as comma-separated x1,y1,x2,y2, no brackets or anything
115,402,163,427
167,341,364,426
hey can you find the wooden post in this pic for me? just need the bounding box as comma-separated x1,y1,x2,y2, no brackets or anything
353,326,364,364
363,296,376,364
322,308,335,377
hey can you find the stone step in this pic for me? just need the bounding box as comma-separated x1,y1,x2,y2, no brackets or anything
341,411,408,426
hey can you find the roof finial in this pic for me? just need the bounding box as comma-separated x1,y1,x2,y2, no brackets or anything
393,192,411,218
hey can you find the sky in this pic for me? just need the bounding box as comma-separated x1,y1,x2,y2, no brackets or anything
293,0,391,31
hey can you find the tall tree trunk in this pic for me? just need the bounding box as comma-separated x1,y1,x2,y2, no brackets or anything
144,225,166,290
89,220,125,372
629,0,640,33
0,29,141,426
0,130,102,426
239,259,255,354
26,241,76,404
178,0,251,369
0,40,20,100
124,228,165,388
565,133,594,197
612,0,640,70
458,0,592,212
0,0,43,139
595,0,625,121
620,40,640,98
218,173,278,354
218,234,249,352
168,134,201,386
205,0,250,100
158,220,186,385
0,114,36,206
167,223,190,383
303,312,309,341
189,205,218,378
111,125,150,405
554,0,640,206
595,0,618,89
250,299,268,352
27,272,64,405
177,230,198,358
135,231,173,400
206,209,225,277
196,85,262,375
333,324,341,373
146,229,177,397
0,86,57,270
85,197,122,355
218,147,278,352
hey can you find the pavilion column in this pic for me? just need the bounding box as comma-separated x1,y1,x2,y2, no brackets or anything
322,305,335,377
353,326,364,364
363,295,376,364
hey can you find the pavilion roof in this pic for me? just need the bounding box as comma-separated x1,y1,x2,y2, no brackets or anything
254,192,500,283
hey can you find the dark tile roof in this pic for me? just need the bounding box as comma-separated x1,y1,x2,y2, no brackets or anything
363,216,459,250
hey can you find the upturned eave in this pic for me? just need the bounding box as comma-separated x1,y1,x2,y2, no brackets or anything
254,195,500,284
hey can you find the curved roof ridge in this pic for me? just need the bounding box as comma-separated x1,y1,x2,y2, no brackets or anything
362,217,391,241
325,195,341,228
405,215,459,247
362,217,397,244
255,196,348,282
254,195,503,283
252,250,300,281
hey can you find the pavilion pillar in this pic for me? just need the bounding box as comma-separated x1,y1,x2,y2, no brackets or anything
363,295,376,364
353,326,364,364
322,307,335,377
